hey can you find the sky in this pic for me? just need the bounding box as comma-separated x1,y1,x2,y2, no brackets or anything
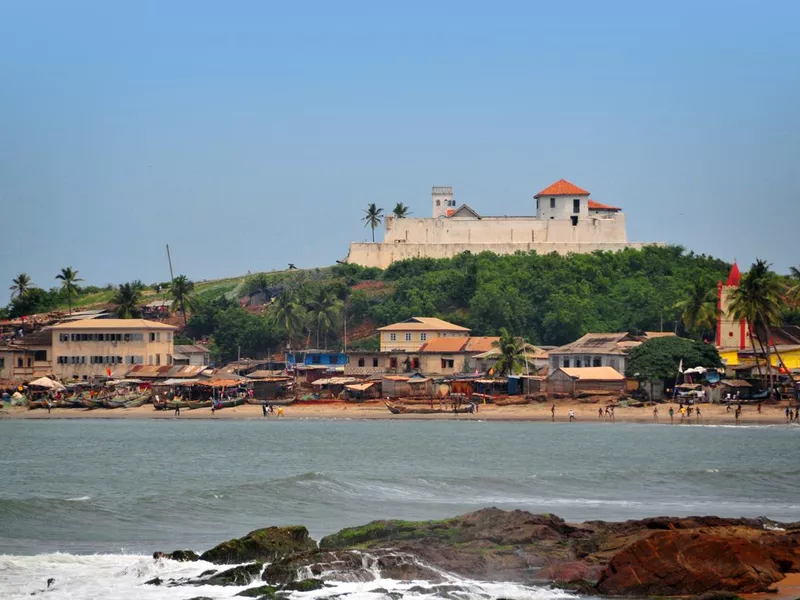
1,0,799,291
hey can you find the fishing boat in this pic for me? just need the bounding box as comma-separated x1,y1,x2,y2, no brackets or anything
384,401,476,415
124,393,152,408
103,398,127,409
188,400,213,409
246,397,295,406
27,400,48,410
215,397,247,409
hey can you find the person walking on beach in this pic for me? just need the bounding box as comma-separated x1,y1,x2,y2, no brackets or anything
174,402,180,416
669,406,674,423
735,407,741,424
551,404,555,421
695,406,701,420
598,406,603,419
277,406,284,417
786,407,791,422
757,402,762,414
653,405,658,420
262,403,267,417
568,409,575,421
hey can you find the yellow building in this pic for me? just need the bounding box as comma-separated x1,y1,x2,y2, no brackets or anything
377,317,470,352
50,319,177,380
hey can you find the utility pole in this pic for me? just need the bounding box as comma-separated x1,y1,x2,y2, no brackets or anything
166,244,175,283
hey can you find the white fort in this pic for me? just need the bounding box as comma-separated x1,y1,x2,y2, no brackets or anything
346,179,655,269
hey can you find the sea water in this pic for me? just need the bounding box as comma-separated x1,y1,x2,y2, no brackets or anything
1,419,798,599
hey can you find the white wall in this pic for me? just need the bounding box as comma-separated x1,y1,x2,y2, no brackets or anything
536,194,589,220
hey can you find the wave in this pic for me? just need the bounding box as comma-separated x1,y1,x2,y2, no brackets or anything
0,551,579,600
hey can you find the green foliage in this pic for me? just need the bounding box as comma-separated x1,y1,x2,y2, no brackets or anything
625,336,723,380
210,308,282,362
55,266,83,314
368,246,730,345
362,203,384,242
173,333,194,345
169,275,198,326
186,296,239,338
491,328,525,376
9,273,35,299
112,282,144,318
330,263,381,284
347,336,379,351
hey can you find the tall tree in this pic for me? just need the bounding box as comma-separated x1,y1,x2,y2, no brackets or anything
674,278,716,338
728,260,792,389
491,328,525,376
392,202,411,218
306,286,343,349
362,203,384,243
55,267,83,314
169,275,198,327
268,289,306,347
788,266,800,307
113,282,144,318
9,273,34,299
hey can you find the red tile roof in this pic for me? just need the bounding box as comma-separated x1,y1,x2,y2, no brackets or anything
588,200,621,211
534,179,590,198
726,263,741,286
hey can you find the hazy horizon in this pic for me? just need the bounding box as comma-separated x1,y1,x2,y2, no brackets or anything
2,1,799,289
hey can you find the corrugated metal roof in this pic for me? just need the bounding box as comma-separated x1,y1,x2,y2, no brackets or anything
51,319,176,331
377,317,470,332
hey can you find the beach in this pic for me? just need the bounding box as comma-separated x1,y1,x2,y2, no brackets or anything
1,398,795,424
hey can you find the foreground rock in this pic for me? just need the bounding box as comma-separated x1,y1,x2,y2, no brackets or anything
199,525,317,565
169,509,800,596
152,549,199,561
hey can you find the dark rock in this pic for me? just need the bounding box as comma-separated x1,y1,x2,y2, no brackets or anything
144,577,163,586
199,569,217,577
203,563,263,586
200,526,317,565
170,550,200,561
236,585,277,598
282,579,325,592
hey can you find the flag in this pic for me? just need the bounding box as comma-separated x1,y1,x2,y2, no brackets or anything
106,367,112,377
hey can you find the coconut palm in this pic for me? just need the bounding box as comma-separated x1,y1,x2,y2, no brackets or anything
392,202,411,219
9,273,34,299
788,266,800,307
674,278,716,338
169,275,198,327
491,328,525,377
362,203,384,243
728,260,793,388
55,267,83,314
306,286,343,349
269,289,306,346
113,282,144,319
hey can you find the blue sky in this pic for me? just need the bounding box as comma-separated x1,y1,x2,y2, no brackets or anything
1,0,798,291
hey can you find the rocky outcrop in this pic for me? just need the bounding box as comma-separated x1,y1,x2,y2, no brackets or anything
163,509,800,597
199,525,317,565
152,549,199,561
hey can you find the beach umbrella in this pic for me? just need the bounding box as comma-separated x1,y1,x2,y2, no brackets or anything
28,377,66,391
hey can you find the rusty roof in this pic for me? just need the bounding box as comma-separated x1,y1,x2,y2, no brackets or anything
534,179,590,198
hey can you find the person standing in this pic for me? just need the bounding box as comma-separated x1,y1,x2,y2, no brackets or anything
262,403,267,417
653,405,659,420
669,406,674,423
551,404,555,421
598,406,603,419
568,409,576,421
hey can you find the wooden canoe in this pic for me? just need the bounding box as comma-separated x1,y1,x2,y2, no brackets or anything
384,401,475,415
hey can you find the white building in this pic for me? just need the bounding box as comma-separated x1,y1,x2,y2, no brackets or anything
346,179,657,269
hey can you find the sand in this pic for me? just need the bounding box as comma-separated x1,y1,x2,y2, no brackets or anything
1,399,796,425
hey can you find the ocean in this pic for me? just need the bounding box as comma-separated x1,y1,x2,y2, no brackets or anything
1,419,798,599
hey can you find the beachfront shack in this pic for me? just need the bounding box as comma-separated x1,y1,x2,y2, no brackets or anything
344,380,380,401
381,374,433,398
250,376,293,401
548,366,625,396
311,376,359,399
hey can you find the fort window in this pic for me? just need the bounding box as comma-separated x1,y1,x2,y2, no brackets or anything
550,198,556,208
573,199,580,213
571,216,578,226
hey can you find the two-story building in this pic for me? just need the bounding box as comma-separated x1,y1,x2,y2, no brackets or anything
377,317,470,352
548,332,675,375
0,328,54,382
50,319,177,380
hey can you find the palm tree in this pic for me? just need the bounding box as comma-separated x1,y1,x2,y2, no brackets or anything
55,267,83,314
788,266,800,307
362,203,384,243
306,287,343,349
113,282,144,319
674,279,716,338
9,273,34,299
392,202,411,219
269,289,306,346
491,328,525,376
169,275,198,327
728,260,793,389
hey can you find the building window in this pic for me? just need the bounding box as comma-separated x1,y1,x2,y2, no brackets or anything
575,358,582,368
441,358,454,369
563,358,570,368
389,357,398,369
573,199,580,213
411,358,420,370
389,333,397,341
420,333,427,341
17,358,23,368
358,358,365,367
311,355,321,365
436,199,440,206
149,333,156,342
571,215,578,226
536,199,539,211
405,333,412,341
167,354,172,365
550,198,555,208
34,350,47,361
0,357,4,369
59,334,69,342
610,359,618,371
593,357,602,367
372,357,379,367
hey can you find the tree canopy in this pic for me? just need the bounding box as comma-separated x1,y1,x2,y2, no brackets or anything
625,336,723,380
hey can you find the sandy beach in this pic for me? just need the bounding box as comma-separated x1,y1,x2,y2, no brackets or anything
2,399,797,425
